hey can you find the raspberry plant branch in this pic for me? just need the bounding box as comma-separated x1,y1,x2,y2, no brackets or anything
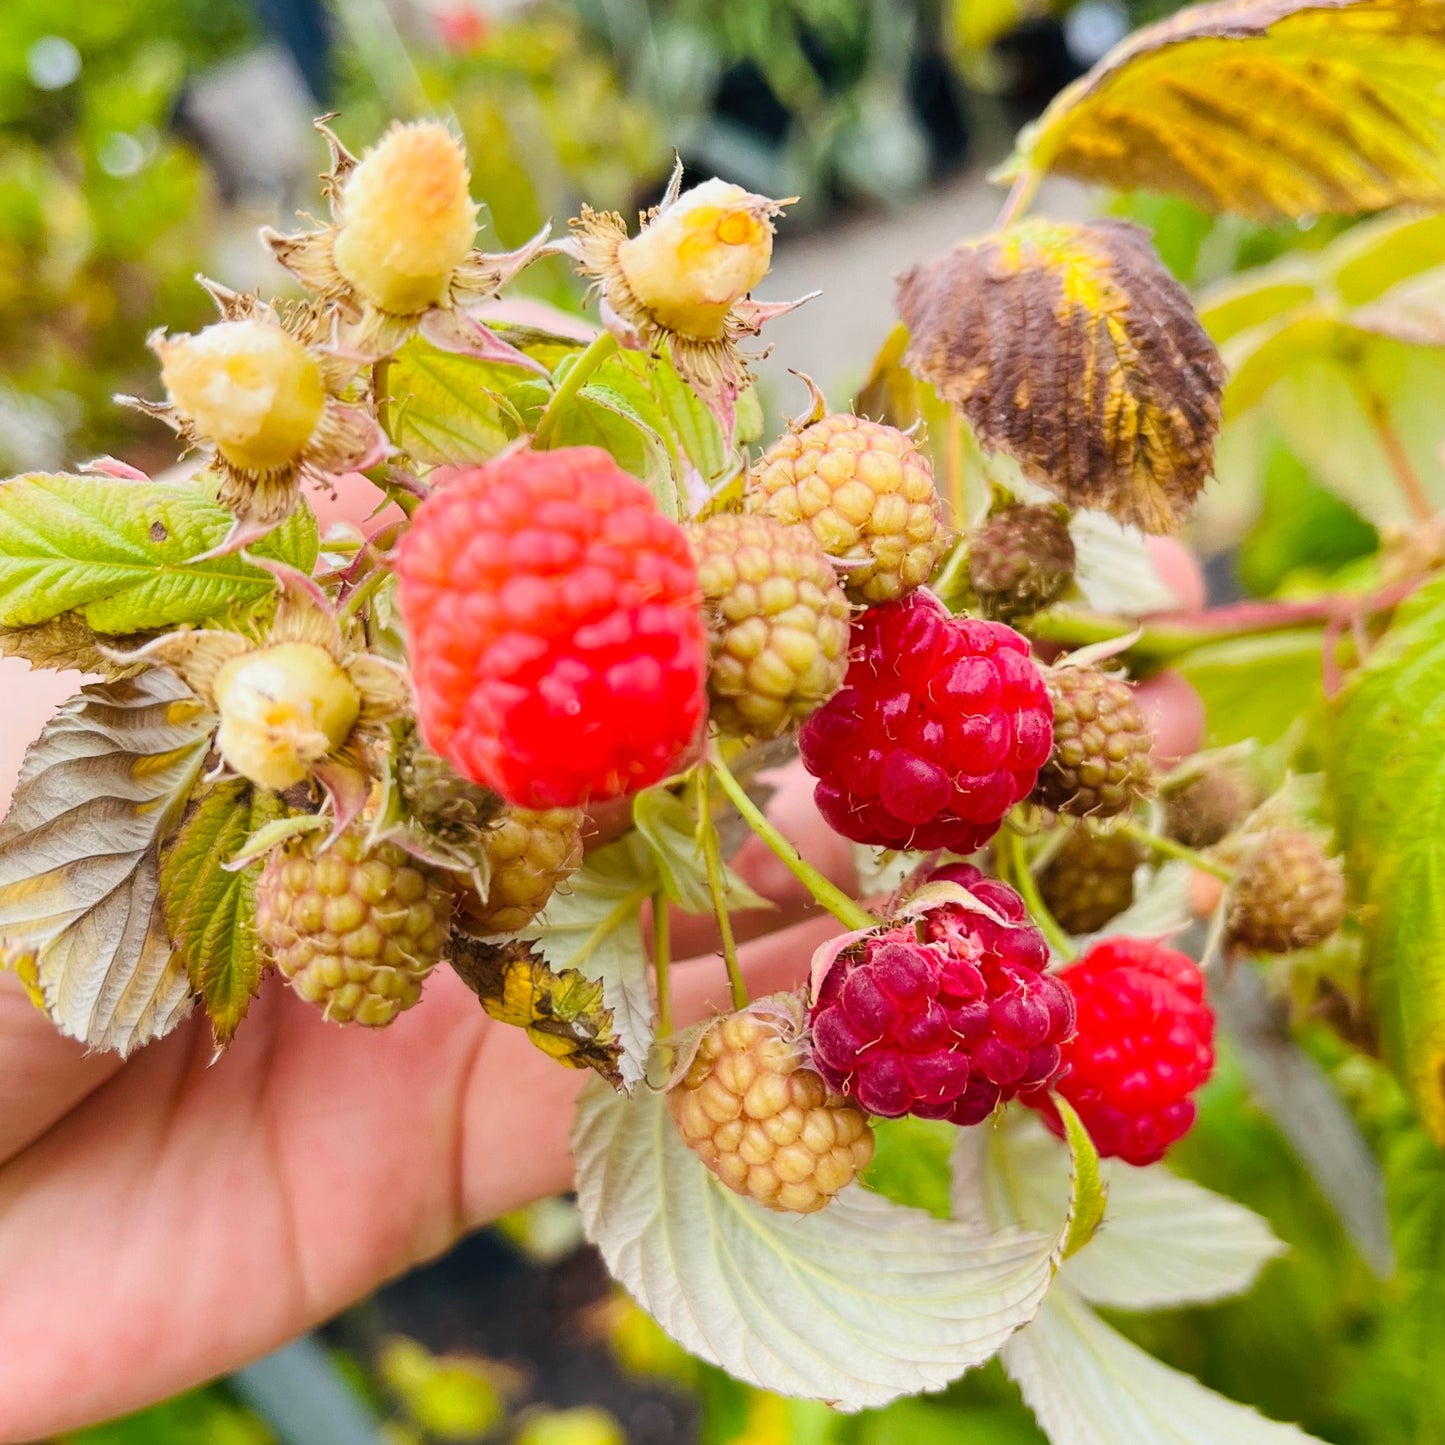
372,357,392,440
695,771,748,1010
1117,819,1235,882
708,750,876,934
653,888,674,1036
1359,381,1434,525
1003,828,1077,961
532,330,621,450
994,168,1041,230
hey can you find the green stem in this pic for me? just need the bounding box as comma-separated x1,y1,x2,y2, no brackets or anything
652,889,673,1036
709,751,876,934
338,566,388,625
995,168,1041,229
696,771,748,1011
1117,820,1235,882
1005,830,1076,961
532,331,619,449
372,357,392,441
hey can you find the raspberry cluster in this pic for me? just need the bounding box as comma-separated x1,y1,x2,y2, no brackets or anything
809,865,1075,1126
799,591,1053,852
1026,937,1214,1165
397,447,708,810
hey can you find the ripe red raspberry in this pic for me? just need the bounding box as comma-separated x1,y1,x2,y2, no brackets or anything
396,447,708,809
798,591,1052,851
1024,937,1215,1166
809,864,1075,1126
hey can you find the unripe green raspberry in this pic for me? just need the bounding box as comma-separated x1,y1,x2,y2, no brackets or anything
747,414,946,604
1034,665,1154,818
213,641,361,792
688,512,851,739
256,826,454,1026
969,503,1076,621
1228,829,1345,954
457,806,584,936
669,994,874,1214
333,121,479,314
1038,828,1143,935
1165,765,1256,849
396,725,504,848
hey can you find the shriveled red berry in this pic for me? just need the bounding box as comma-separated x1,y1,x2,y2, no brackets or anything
809,864,1074,1126
1024,937,1215,1166
396,447,708,809
798,591,1052,851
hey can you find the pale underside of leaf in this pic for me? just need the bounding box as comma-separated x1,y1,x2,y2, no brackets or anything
1004,0,1445,222
573,1081,1063,1409
0,670,214,1053
1002,1287,1322,1444
514,836,658,1089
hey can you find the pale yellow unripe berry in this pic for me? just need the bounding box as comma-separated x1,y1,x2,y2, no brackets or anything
213,642,361,791
160,320,325,472
332,122,479,314
617,179,776,339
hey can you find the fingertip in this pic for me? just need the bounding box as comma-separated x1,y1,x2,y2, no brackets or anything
1136,669,1206,767
1145,536,1206,612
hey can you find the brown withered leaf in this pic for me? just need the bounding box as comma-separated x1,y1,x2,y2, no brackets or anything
898,219,1224,534
0,614,150,677
450,933,624,1087
998,0,1445,223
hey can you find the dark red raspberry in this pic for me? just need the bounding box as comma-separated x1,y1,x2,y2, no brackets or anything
798,591,1053,852
1024,937,1215,1166
809,863,1075,1126
396,447,708,809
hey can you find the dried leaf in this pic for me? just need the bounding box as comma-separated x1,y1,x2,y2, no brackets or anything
898,220,1224,533
1000,0,1445,222
160,780,283,1049
0,670,214,1053
450,934,623,1086
0,614,149,677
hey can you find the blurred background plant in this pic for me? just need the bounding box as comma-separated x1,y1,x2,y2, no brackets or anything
8,0,1445,1440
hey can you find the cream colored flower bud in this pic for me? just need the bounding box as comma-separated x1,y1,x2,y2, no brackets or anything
332,121,479,314
617,179,777,339
159,320,325,473
213,642,361,791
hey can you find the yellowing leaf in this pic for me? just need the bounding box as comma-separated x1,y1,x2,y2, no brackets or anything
1001,0,1445,221
0,671,214,1054
450,934,624,1086
160,780,282,1049
897,219,1224,533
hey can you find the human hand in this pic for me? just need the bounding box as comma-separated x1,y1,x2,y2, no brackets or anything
0,497,1202,1440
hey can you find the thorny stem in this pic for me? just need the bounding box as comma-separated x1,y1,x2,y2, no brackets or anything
994,168,1041,230
372,357,391,440
709,750,876,934
696,771,748,1011
533,330,620,449
652,889,674,1036
1004,829,1076,961
1118,820,1235,882
1362,387,1434,524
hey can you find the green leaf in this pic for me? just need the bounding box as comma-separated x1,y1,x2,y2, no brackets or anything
512,835,659,1089
1176,630,1324,748
386,338,527,466
159,780,281,1048
571,1080,1063,1409
0,669,213,1053
549,385,676,517
0,474,318,636
1057,1101,1106,1259
631,786,770,915
862,1116,956,1220
1332,577,1445,1142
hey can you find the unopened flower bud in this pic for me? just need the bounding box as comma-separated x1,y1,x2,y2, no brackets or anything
332,121,479,314
213,641,361,790
159,320,325,473
617,179,777,339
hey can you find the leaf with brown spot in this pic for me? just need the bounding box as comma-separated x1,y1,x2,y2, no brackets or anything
0,614,150,677
450,934,623,1087
998,0,1445,222
897,219,1225,534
